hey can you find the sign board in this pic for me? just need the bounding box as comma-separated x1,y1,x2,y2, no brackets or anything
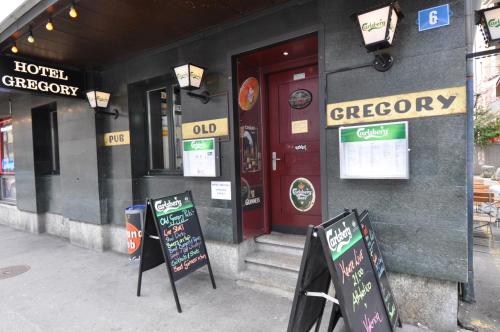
483,7,500,41
137,191,216,313
317,212,395,332
211,181,231,200
326,86,466,127
418,4,450,32
183,138,219,177
104,130,130,146
0,55,84,98
356,210,400,330
182,117,229,139
339,121,409,179
288,210,400,332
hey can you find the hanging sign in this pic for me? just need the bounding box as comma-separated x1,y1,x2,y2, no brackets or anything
103,130,130,146
289,177,316,212
339,121,409,179
326,86,466,127
182,138,220,177
238,77,260,111
137,191,216,313
418,4,451,32
182,117,228,139
0,55,84,98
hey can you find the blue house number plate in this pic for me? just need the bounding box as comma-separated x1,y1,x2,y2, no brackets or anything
418,4,450,32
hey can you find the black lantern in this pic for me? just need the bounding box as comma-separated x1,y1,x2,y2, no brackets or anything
476,4,500,46
86,90,118,118
173,63,210,104
353,2,403,52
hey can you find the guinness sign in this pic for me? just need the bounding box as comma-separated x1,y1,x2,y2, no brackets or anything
0,55,84,98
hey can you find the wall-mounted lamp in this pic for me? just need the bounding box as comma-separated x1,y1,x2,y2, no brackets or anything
353,2,403,53
86,90,119,118
173,63,210,104
476,4,500,47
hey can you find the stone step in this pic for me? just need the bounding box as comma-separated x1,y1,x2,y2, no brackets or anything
255,232,306,256
244,250,302,273
237,268,299,299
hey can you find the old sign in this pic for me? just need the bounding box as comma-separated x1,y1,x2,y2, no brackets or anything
104,130,130,146
0,55,84,98
182,117,229,139
326,86,466,127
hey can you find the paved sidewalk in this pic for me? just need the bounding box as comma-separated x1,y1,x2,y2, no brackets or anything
0,225,437,331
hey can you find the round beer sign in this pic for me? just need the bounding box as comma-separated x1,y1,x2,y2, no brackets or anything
289,177,315,212
288,89,312,109
238,77,260,111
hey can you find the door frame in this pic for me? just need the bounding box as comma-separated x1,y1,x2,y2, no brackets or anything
227,25,328,242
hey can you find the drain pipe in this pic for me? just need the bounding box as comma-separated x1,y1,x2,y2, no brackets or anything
462,0,479,304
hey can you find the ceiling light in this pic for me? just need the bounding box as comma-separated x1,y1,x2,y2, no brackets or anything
283,51,289,56
27,30,35,43
11,43,18,53
46,18,54,31
69,4,78,18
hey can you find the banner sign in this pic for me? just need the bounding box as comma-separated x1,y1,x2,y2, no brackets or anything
137,191,216,313
339,121,409,179
327,86,466,127
182,117,229,139
0,55,84,98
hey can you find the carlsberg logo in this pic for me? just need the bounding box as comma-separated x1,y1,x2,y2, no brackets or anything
155,199,182,213
191,141,206,150
356,127,388,140
326,222,352,254
488,18,500,28
292,188,312,200
362,19,386,32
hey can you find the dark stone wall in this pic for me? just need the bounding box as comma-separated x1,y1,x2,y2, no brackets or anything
99,0,321,243
323,0,467,282
0,93,102,224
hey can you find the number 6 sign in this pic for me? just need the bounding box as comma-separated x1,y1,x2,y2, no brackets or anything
418,4,451,32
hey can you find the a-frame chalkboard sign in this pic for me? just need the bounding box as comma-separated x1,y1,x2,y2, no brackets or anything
288,210,401,332
136,191,216,313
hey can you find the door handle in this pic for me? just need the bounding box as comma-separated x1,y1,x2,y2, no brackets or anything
272,152,281,171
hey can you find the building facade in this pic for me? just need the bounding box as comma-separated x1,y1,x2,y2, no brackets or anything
0,0,472,330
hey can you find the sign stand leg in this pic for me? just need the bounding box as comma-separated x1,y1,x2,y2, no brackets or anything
327,304,342,332
136,203,148,297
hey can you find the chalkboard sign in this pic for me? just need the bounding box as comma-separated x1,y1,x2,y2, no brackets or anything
317,212,393,332
356,210,401,330
136,191,216,313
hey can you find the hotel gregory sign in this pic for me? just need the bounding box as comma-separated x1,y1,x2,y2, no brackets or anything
327,86,466,126
0,55,84,98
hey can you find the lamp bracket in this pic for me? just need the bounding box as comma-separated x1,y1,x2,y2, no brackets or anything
94,108,119,119
187,91,210,104
373,54,394,72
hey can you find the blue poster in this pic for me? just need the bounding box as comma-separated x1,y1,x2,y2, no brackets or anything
418,4,450,32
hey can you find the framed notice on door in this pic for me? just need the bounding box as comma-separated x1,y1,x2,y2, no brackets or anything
339,121,409,179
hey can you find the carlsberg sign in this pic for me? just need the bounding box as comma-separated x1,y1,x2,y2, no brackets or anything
484,7,500,40
341,122,406,143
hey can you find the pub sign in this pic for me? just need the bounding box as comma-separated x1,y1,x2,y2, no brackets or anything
0,55,84,98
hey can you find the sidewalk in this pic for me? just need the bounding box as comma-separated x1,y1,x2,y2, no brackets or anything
0,225,439,331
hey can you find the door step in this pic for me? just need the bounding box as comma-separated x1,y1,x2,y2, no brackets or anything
237,232,306,298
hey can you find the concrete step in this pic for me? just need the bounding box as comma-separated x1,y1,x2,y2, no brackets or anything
255,232,305,256
237,268,298,299
244,250,302,273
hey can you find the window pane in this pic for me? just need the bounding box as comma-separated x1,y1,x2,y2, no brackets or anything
146,84,183,171
1,121,14,173
1,175,16,200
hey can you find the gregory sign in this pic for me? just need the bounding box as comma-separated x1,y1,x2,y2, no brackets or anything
0,55,84,98
327,86,466,126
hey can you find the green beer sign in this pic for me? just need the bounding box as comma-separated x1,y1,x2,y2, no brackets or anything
362,19,386,32
183,138,214,151
488,18,500,28
341,122,406,143
289,177,316,212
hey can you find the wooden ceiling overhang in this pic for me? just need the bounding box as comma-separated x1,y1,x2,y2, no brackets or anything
0,0,287,69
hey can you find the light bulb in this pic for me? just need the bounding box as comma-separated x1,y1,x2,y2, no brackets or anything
46,19,54,31
27,31,35,43
69,5,77,18
11,44,18,53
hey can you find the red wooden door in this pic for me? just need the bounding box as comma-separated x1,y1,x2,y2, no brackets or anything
268,65,321,232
